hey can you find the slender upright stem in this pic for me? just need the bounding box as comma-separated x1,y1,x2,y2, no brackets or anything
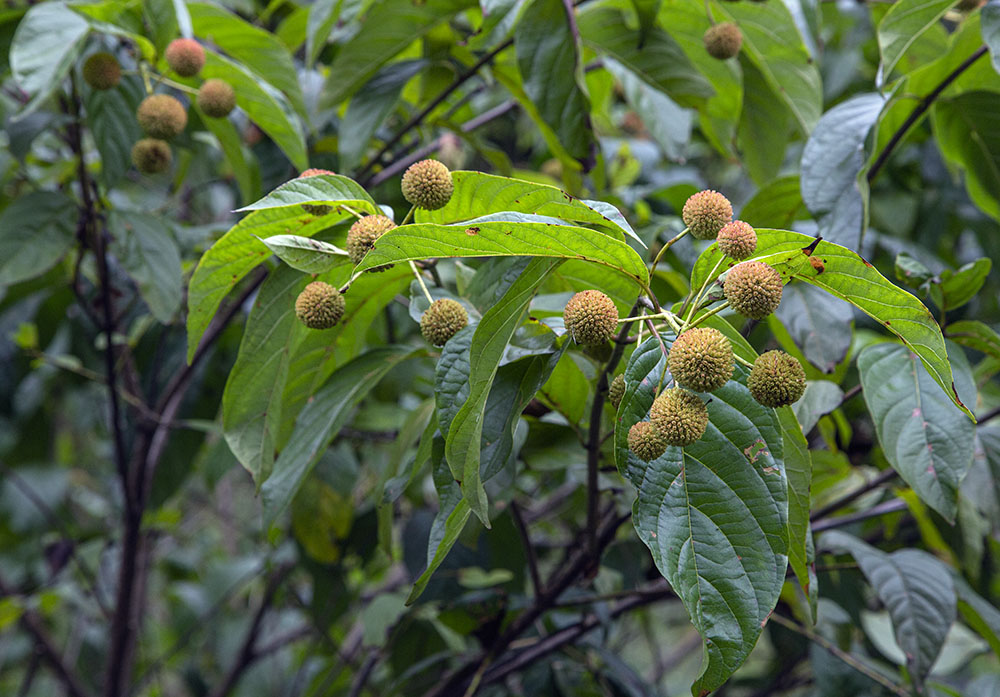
650,228,689,270
684,301,730,331
399,204,416,226
409,261,434,304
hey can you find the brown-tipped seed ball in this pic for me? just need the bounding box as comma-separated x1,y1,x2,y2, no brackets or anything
703,22,743,60
346,215,397,268
421,299,468,346
165,38,205,77
82,52,121,90
649,388,709,446
609,374,626,410
197,79,236,118
295,281,345,330
298,168,336,177
717,220,757,260
724,261,784,319
668,327,734,393
748,350,806,407
628,421,668,462
564,290,618,346
131,138,172,174
682,190,733,240
401,159,454,210
137,94,187,139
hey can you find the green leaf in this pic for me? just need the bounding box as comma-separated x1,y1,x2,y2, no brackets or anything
197,106,260,206
108,211,183,323
932,91,1000,221
616,335,788,696
791,381,844,435
773,283,854,373
857,342,975,522
577,6,713,103
306,0,339,67
878,0,957,80
946,319,1000,361
9,2,89,116
445,258,560,524
515,0,594,166
356,220,648,288
779,405,812,603
800,92,886,249
952,571,1000,658
738,57,791,185
0,191,77,286
261,346,418,526
820,531,956,689
692,228,971,418
738,176,806,230
895,251,935,289
237,174,379,213
86,75,144,185
320,0,474,108
937,258,991,311
339,59,426,172
604,58,692,162
715,0,822,135
257,235,351,274
984,0,1000,72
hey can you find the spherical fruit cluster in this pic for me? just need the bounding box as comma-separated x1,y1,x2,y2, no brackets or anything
748,350,806,407
628,421,668,462
668,327,734,393
402,159,454,210
564,290,618,346
197,79,236,118
724,261,784,319
347,215,397,268
137,94,187,139
717,221,757,260
299,168,335,177
682,190,733,240
165,38,205,77
295,281,345,330
608,374,626,410
131,139,172,174
83,52,121,90
704,22,743,60
649,388,709,447
421,299,468,346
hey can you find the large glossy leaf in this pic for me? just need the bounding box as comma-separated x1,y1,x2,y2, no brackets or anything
691,228,971,418
946,319,1000,362
86,75,144,185
738,176,807,230
188,3,306,116
715,0,822,135
738,57,791,185
605,58,692,162
800,93,886,249
108,211,183,323
820,531,956,689
615,336,788,696
779,406,812,599
445,258,560,524
952,571,1000,658
0,191,77,287
932,91,1000,221
9,3,89,116
577,6,713,103
857,342,975,522
515,0,594,165
320,0,474,108
355,220,648,287
774,283,854,373
238,174,378,213
878,0,956,80
257,235,351,275
198,108,260,206
261,346,419,526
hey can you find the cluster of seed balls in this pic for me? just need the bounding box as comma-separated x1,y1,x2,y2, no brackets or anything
82,39,237,175
292,160,467,348
564,190,806,462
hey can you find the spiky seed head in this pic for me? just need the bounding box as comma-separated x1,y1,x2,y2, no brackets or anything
137,94,187,139
197,79,236,118
628,421,668,462
668,327,734,393
346,215,397,270
421,299,468,346
82,52,121,90
131,138,172,174
609,374,626,410
682,190,733,240
295,281,345,330
401,159,454,210
298,168,335,177
748,350,806,407
649,388,709,446
724,261,784,319
717,220,757,260
564,290,618,346
165,38,205,77
703,22,743,60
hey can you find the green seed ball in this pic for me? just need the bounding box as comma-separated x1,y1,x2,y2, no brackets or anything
295,281,345,330
346,215,397,270
83,52,121,90
723,261,784,320
420,298,468,346
165,38,205,77
131,138,172,174
717,220,757,260
649,388,709,446
401,159,454,210
564,290,619,346
609,374,626,410
628,421,668,462
703,22,743,60
682,190,733,240
668,327,734,393
748,350,806,407
136,94,187,139
197,78,236,118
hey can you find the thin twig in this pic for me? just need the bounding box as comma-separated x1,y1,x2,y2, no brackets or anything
809,468,897,521
510,501,543,596
811,498,907,533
